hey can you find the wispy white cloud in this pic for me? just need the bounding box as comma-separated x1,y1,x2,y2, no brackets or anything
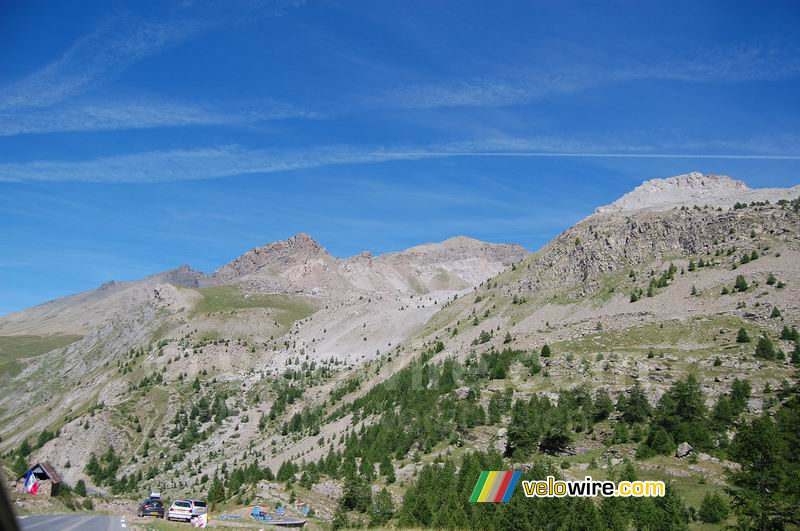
0,1,309,134
641,42,800,83
371,71,596,109
0,97,319,137
0,145,417,183
0,14,213,112
375,42,800,109
1,135,799,184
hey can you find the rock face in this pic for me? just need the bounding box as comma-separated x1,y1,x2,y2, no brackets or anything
211,232,329,285
209,233,528,296
596,172,800,213
341,236,528,294
509,188,800,300
494,427,508,454
676,442,693,458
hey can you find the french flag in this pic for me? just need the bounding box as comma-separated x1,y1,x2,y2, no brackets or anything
23,470,39,495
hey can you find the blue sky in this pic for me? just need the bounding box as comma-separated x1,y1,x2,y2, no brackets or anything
1,0,800,314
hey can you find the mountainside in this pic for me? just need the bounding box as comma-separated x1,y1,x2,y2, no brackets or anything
0,234,526,466
2,173,799,528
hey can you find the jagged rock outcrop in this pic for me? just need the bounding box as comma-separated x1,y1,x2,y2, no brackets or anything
210,232,330,285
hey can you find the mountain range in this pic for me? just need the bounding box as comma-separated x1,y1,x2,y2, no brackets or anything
2,172,799,525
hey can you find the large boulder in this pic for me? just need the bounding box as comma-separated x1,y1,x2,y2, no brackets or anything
675,442,693,458
453,386,471,400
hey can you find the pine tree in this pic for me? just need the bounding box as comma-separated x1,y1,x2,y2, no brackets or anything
780,325,798,341
734,275,749,292
540,344,551,357
331,503,349,530
207,474,226,505
698,492,729,523
340,473,371,512
736,328,751,343
754,335,776,359
12,454,28,478
18,439,31,457
618,383,652,424
379,455,395,483
370,488,394,526
728,415,795,529
593,389,614,421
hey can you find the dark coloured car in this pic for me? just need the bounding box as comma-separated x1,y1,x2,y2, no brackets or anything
137,497,165,518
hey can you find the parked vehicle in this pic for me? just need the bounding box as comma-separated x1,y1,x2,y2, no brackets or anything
137,497,164,518
167,499,193,522
190,499,208,517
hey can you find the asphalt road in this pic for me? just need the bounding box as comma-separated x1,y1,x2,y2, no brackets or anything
18,513,129,531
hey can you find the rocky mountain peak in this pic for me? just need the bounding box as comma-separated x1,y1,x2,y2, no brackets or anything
596,172,798,214
402,235,520,255
156,265,203,287
287,232,325,250
210,232,329,284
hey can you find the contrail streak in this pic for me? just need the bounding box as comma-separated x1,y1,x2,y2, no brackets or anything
378,151,800,160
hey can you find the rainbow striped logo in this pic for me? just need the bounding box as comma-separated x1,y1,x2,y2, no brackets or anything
469,471,521,502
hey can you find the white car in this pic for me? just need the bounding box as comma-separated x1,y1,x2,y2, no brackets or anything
190,500,208,517
167,499,193,522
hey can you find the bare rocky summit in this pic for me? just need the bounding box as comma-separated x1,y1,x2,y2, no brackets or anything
596,171,800,213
